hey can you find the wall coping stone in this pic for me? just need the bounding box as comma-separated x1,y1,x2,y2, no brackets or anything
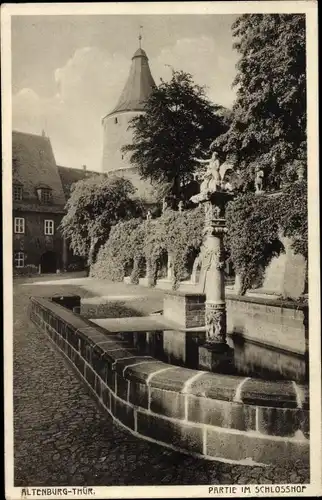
226,294,308,311
163,290,206,299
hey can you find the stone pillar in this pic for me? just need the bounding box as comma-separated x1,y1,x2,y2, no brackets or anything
62,236,68,272
199,200,233,372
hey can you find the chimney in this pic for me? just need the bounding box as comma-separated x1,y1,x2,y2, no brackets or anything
82,165,87,171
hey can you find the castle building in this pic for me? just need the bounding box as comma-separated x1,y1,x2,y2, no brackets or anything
12,130,96,274
101,43,157,203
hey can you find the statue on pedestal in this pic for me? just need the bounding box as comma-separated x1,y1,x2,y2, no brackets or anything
254,166,264,193
162,198,168,214
146,210,152,221
194,151,221,194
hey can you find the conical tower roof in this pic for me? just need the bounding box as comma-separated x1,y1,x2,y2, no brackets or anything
108,47,155,116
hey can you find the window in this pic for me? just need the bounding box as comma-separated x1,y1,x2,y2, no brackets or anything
44,219,54,235
14,252,25,268
114,117,118,124
14,217,25,234
40,188,52,204
13,184,23,201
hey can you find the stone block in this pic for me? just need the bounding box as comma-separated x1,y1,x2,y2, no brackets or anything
163,330,205,369
262,235,307,299
149,366,196,392
205,427,309,465
128,381,149,409
187,395,256,431
150,388,185,419
104,365,115,390
115,373,129,401
101,384,111,409
188,372,244,402
110,393,135,430
146,332,165,360
85,364,96,390
199,343,234,373
67,343,72,359
257,406,309,439
103,349,139,365
133,331,147,353
136,411,203,454
74,352,85,376
163,291,206,328
125,360,169,383
95,376,102,399
113,356,155,376
163,330,187,366
256,406,304,437
240,379,297,408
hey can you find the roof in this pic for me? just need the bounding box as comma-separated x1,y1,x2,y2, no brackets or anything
58,166,99,198
107,46,155,117
12,131,66,209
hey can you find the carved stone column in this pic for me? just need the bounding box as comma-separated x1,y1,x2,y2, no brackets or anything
198,199,234,371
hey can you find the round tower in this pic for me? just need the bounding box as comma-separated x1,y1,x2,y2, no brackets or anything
102,46,155,174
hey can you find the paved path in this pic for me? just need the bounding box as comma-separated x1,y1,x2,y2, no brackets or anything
13,277,309,486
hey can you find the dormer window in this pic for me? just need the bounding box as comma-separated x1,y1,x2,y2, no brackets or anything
13,184,23,201
36,187,52,204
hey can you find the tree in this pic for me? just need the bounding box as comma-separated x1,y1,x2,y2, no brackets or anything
123,70,230,200
215,14,306,190
60,175,143,264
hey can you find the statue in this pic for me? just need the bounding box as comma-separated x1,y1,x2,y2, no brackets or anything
146,210,152,221
162,197,168,213
194,151,221,194
254,166,264,193
178,200,184,213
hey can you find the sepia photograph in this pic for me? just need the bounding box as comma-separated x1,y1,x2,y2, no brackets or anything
2,2,320,498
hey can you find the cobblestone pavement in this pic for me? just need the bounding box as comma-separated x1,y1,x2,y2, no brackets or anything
13,277,310,486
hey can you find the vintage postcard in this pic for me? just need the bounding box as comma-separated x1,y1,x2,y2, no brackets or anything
2,1,321,498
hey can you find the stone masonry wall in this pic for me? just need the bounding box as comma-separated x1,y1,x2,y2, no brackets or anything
30,297,309,466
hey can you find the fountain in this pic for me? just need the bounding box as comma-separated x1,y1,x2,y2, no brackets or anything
190,151,235,371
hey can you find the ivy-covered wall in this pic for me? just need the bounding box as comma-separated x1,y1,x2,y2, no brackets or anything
90,207,205,289
90,181,307,296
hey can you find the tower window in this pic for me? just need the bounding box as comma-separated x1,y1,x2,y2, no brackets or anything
114,117,118,124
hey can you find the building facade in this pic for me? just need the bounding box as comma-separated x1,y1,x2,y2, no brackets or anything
12,130,93,274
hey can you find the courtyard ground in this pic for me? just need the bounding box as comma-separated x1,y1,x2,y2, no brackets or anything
13,274,309,486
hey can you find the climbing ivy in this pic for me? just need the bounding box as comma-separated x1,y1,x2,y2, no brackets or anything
91,207,204,289
225,181,307,294
91,182,307,296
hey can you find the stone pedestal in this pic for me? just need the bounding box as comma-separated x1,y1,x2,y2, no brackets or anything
199,342,233,372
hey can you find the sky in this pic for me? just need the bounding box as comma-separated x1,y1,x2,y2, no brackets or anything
12,14,239,171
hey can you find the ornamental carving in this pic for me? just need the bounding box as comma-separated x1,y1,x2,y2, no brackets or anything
205,302,227,344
